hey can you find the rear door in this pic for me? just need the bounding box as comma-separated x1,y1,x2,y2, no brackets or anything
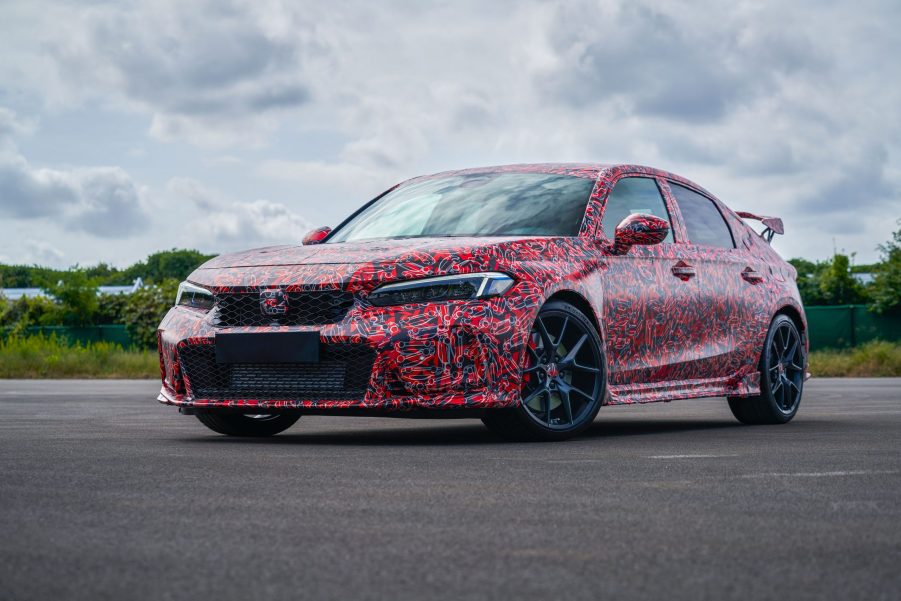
664,182,768,379
598,176,705,386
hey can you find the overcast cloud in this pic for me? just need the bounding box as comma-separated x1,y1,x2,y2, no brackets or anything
0,109,149,236
0,0,898,268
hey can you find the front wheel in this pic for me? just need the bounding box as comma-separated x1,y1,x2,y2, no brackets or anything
482,300,605,442
195,412,301,436
727,314,805,425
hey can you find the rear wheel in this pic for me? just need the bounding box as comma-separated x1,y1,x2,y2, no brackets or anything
482,300,605,442
195,412,300,436
728,314,804,425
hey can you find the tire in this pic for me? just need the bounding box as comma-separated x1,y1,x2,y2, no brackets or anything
482,300,606,442
195,412,301,437
728,314,805,425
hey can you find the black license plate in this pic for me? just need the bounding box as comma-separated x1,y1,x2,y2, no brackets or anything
215,331,320,364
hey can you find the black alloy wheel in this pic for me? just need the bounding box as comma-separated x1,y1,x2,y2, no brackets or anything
768,320,805,412
728,314,805,424
482,300,605,441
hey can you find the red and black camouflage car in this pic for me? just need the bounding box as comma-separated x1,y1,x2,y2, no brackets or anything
157,163,808,441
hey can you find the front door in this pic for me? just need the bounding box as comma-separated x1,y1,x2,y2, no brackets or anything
598,176,704,386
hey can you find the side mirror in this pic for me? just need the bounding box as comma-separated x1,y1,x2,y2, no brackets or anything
612,213,669,254
302,226,332,245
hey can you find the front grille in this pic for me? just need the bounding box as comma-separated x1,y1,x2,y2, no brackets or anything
211,290,355,327
179,343,375,401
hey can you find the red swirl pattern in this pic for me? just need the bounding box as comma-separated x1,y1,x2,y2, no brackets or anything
157,163,807,412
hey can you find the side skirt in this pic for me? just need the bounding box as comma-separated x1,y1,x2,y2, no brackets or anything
606,372,761,405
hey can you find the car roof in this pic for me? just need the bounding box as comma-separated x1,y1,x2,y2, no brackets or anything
412,163,717,200
418,163,610,180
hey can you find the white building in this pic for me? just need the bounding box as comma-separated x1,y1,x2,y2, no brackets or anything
1,279,144,301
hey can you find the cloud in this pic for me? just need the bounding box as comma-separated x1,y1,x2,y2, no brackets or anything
799,144,896,219
0,153,77,216
0,107,149,237
0,106,32,140
43,0,318,147
257,159,397,195
167,176,218,211
72,167,149,235
539,2,828,123
0,156,149,236
524,0,900,256
167,177,311,251
23,239,65,266
0,239,65,269
0,0,899,264
205,199,311,247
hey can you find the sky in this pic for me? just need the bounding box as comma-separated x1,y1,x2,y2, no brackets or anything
0,0,899,269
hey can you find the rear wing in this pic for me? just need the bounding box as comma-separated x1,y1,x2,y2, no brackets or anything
736,211,784,244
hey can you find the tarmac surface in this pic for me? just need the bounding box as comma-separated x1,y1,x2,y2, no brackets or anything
1,378,899,600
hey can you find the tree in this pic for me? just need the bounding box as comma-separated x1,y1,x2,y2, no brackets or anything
0,264,58,288
120,279,180,348
83,262,121,284
870,220,901,314
94,292,130,325
818,253,867,305
120,249,215,284
44,271,100,326
0,249,217,288
0,295,62,330
788,258,828,306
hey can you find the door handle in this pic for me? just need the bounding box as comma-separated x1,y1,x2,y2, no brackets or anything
671,263,696,280
741,267,764,283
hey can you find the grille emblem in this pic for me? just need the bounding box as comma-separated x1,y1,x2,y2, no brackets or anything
260,289,289,316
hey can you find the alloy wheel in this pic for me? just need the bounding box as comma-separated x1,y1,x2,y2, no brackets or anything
767,321,804,413
521,311,603,429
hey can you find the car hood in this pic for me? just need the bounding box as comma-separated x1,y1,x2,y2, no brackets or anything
188,236,591,291
199,237,524,268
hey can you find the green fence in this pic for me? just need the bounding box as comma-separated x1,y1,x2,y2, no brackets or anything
806,305,901,350
2,308,900,352
1,325,135,349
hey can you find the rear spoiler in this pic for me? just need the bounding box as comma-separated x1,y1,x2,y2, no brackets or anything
736,211,784,244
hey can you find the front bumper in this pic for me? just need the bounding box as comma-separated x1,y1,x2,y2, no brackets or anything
157,294,535,412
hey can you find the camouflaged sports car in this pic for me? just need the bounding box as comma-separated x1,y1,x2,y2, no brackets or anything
157,163,808,441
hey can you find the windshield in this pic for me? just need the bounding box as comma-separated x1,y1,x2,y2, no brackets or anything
327,172,595,243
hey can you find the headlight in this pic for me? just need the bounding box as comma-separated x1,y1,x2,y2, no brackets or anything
368,272,514,307
175,281,215,311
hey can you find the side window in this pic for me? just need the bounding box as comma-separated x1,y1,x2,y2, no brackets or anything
669,183,735,248
601,177,673,243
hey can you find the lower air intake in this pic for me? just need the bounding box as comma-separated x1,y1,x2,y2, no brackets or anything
179,343,375,402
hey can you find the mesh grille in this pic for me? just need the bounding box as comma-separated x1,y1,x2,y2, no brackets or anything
211,290,354,327
179,343,375,401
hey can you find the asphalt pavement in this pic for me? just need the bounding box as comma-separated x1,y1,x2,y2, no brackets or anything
1,378,899,601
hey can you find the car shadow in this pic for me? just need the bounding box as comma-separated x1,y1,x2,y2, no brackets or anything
584,418,742,439
178,416,743,447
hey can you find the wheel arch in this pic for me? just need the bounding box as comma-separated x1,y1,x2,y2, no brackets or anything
545,290,602,336
774,304,809,371
775,304,805,333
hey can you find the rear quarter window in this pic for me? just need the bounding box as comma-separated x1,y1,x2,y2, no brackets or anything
669,183,735,249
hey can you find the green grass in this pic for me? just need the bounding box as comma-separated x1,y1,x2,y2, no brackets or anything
1,334,899,380
0,334,158,379
809,340,901,377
